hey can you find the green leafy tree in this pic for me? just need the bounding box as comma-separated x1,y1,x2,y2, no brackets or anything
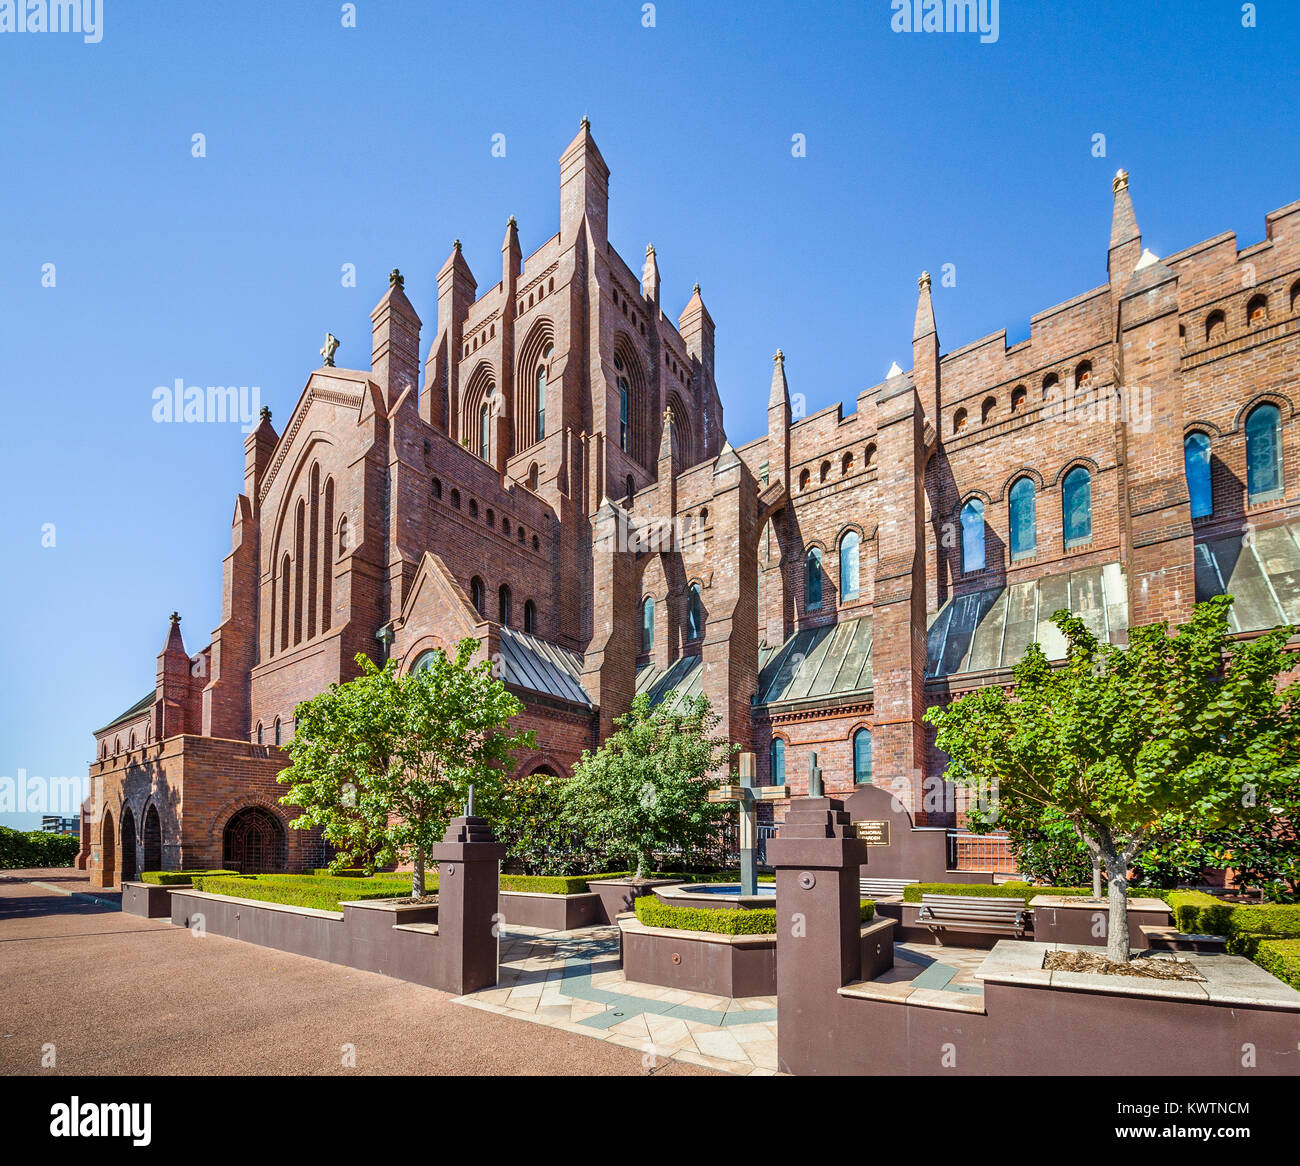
925,597,1299,963
560,693,735,879
279,640,533,897
496,771,601,876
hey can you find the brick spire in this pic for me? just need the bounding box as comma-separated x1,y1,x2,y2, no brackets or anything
1109,169,1142,282
913,270,936,342
769,348,790,410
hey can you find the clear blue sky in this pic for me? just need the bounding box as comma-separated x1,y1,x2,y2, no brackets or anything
2,0,1297,828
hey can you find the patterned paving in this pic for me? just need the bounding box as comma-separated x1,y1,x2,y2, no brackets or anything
840,941,989,1012
453,924,779,1075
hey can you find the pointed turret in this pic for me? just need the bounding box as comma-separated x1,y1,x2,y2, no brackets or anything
767,349,791,496
434,239,477,441
642,243,660,306
679,283,715,410
244,405,277,509
658,405,679,516
769,348,790,411
911,272,940,422
371,267,422,410
1108,169,1142,284
154,612,198,740
559,117,609,247
502,215,521,288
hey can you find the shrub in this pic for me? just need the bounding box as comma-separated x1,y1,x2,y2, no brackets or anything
310,868,369,878
1166,891,1300,943
634,896,873,935
0,826,80,870
496,772,602,876
902,882,1094,903
139,869,240,885
1251,939,1300,991
191,873,416,912
499,874,593,895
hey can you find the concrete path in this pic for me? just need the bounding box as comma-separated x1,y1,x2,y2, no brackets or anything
0,871,715,1077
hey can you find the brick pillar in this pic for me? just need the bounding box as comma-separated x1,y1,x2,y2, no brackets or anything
870,372,930,818
766,795,867,1076
429,814,507,996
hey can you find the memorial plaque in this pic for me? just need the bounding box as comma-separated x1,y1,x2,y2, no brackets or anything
855,820,890,846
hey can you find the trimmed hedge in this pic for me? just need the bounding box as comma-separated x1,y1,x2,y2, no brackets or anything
190,872,417,913
634,895,874,935
0,826,80,870
902,882,1092,903
500,874,596,895
310,868,370,878
139,869,241,885
1166,891,1300,943
1252,939,1300,992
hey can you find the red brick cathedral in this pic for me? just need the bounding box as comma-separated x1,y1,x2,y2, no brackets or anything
80,125,1300,887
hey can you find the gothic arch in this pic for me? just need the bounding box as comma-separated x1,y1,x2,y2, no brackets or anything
1050,455,1101,487
1231,390,1295,432
996,466,1044,502
515,318,555,449
462,361,499,455
613,333,651,468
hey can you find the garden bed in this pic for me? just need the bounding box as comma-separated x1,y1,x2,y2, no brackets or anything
190,872,419,913
1043,949,1204,982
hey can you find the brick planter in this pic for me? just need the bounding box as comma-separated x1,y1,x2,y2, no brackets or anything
620,916,778,997
498,890,602,931
121,881,175,919
588,877,684,923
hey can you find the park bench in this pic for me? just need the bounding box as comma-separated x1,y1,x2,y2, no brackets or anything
859,878,918,900
915,893,1028,942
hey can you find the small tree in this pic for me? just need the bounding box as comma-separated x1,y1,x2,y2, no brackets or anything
925,597,1299,964
561,693,734,879
496,771,600,876
280,640,533,897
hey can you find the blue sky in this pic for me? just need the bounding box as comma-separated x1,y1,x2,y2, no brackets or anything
1,0,1297,828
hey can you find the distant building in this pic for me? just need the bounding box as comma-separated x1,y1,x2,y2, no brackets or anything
41,816,79,837
79,127,1300,888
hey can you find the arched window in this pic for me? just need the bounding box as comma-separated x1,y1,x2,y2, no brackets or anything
641,596,655,651
498,584,512,625
1010,385,1027,413
256,722,263,745
536,362,547,440
486,507,495,527
799,468,811,491
524,600,537,634
471,576,486,616
615,354,630,452
961,499,986,573
1062,467,1092,548
864,443,877,468
274,717,282,746
853,729,873,785
981,397,996,424
1247,295,1268,326
839,532,860,600
528,463,539,490
410,650,437,673
1009,477,1037,560
770,738,786,787
805,548,823,610
480,393,492,460
1206,310,1226,342
1185,432,1213,517
450,489,460,509
432,477,442,500
1246,404,1283,501
626,475,635,505
687,584,703,641
953,408,968,433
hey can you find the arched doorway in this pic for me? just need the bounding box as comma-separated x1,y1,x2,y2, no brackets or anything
222,807,287,873
119,805,137,882
142,804,162,872
101,809,116,887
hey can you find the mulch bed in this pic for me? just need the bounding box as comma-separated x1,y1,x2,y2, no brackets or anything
1043,949,1205,982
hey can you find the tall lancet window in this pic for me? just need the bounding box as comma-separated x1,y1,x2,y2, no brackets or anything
1185,432,1213,518
961,499,986,574
536,363,547,441
805,548,823,610
1246,404,1283,502
839,531,860,600
480,393,492,461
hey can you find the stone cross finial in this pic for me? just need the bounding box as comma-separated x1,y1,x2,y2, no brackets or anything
646,243,655,256
918,271,932,292
259,405,271,422
580,115,591,129
389,268,404,289
453,238,462,252
774,349,784,364
664,405,674,425
508,215,517,227
1113,169,1129,193
320,333,339,367
169,611,180,625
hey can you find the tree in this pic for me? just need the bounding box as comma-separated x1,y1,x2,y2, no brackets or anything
560,693,735,879
279,640,533,897
924,597,1299,963
496,770,601,876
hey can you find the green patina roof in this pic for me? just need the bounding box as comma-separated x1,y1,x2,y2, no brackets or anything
756,617,874,706
95,691,153,736
926,562,1128,678
1194,521,1300,631
636,653,705,712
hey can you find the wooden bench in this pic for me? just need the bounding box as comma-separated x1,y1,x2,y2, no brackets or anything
859,878,918,900
915,894,1028,943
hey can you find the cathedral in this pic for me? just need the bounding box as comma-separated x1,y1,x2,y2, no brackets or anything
79,123,1300,887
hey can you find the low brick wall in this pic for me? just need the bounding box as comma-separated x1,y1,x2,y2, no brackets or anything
588,878,683,923
620,917,778,997
1030,896,1172,951
498,890,602,931
120,881,175,919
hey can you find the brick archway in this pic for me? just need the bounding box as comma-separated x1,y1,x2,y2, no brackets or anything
221,806,287,874
142,803,162,872
101,808,116,888
119,804,137,882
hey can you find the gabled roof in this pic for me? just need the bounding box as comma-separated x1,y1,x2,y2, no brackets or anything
1195,521,1300,632
95,691,153,736
498,627,591,707
926,562,1128,678
756,617,874,706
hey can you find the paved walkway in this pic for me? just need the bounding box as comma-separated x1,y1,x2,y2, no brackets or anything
458,925,779,1074
0,871,716,1077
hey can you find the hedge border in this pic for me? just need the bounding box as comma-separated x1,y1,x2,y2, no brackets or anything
634,895,874,935
139,869,241,885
